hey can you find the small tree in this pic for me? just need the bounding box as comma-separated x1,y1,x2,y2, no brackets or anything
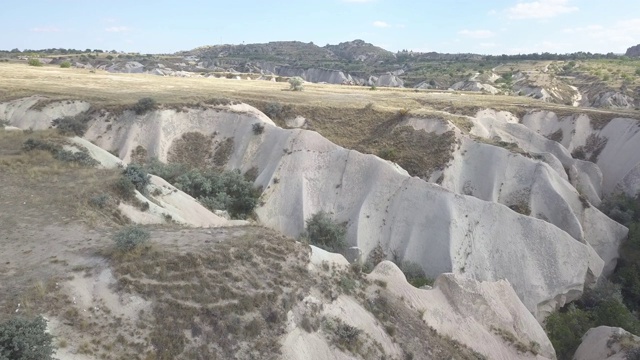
0,316,55,360
132,98,158,115
59,61,71,68
113,226,150,252
304,211,346,252
123,164,150,192
27,59,43,67
288,77,304,91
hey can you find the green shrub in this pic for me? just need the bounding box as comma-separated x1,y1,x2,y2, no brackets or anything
288,77,304,91
27,58,43,67
89,194,110,208
399,261,434,288
377,147,397,161
252,123,265,135
304,211,346,252
545,277,640,360
113,176,136,200
122,164,150,192
54,149,98,166
52,114,90,136
131,97,158,115
263,102,283,119
113,226,150,252
59,61,71,68
544,305,592,360
22,139,98,167
144,160,260,219
0,316,55,360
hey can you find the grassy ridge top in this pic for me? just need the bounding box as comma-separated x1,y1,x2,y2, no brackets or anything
0,63,638,121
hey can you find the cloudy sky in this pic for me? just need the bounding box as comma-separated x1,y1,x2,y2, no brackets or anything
1,0,639,55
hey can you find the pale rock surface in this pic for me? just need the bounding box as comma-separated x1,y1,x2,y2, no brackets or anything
0,99,615,318
275,67,353,85
368,261,556,359
574,326,640,360
449,80,500,94
282,248,555,359
521,111,640,197
591,91,635,109
107,61,144,73
0,96,90,130
285,116,307,128
406,115,626,276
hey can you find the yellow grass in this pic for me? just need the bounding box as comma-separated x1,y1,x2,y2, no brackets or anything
3,62,631,116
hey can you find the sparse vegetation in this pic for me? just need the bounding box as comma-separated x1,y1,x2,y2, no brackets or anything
398,261,434,288
252,122,265,135
0,316,55,360
122,164,150,193
545,278,640,360
51,113,90,136
112,225,150,252
22,138,98,167
288,76,304,91
144,160,260,219
303,211,347,252
263,102,284,119
27,58,43,67
131,97,158,115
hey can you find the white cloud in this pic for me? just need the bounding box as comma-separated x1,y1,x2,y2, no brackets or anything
105,26,130,33
30,27,61,33
562,18,640,50
480,42,498,48
505,0,578,19
373,21,390,28
458,29,495,39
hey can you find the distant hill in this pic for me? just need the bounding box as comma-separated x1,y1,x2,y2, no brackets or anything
323,39,395,64
626,44,640,57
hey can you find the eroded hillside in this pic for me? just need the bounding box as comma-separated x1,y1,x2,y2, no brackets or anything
1,62,640,359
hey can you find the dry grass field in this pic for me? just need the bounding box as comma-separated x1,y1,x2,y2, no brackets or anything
3,62,637,117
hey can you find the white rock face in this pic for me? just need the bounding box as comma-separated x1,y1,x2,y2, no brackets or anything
407,113,628,277
591,91,635,109
275,67,353,85
521,111,640,197
449,80,499,94
0,96,90,130
286,248,554,360
574,326,640,360
0,98,621,320
107,61,144,73
368,261,556,359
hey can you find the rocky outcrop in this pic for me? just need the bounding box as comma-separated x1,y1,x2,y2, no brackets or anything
368,261,556,359
574,326,640,360
273,66,355,85
0,98,624,320
368,73,404,87
449,80,499,94
591,91,635,109
626,44,640,57
287,249,556,360
107,61,144,73
521,110,640,198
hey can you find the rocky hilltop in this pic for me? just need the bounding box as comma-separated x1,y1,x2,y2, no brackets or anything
626,44,640,57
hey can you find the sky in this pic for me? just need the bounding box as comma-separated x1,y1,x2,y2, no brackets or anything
1,0,640,55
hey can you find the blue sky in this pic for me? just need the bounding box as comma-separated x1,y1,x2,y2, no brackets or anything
1,0,639,55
